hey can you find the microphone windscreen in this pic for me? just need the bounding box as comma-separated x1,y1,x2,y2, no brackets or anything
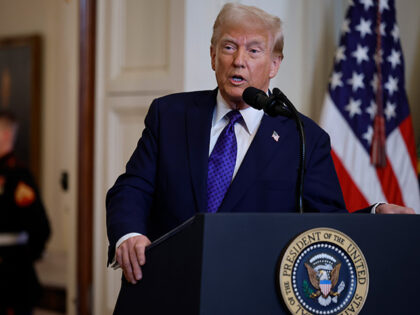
242,87,265,109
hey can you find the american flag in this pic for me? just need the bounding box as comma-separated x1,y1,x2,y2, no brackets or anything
320,0,420,213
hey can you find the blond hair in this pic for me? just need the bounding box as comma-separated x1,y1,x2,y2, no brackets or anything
211,3,284,59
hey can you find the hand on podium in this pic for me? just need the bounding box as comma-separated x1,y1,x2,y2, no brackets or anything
376,203,415,214
116,234,151,284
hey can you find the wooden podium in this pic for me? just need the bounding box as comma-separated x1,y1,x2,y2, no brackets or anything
114,213,420,314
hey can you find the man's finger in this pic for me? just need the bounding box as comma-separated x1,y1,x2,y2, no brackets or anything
116,235,152,284
121,246,136,284
135,243,147,266
400,207,415,214
129,245,143,281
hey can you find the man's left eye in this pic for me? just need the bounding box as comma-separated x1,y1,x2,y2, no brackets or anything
250,49,260,54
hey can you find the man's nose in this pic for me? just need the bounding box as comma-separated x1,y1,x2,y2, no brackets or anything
233,48,246,67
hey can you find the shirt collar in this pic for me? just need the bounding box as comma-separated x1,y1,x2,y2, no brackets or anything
214,90,264,135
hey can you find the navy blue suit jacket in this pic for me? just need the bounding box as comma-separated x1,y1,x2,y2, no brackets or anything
106,89,347,263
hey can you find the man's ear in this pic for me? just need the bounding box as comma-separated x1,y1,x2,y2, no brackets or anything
269,54,282,79
210,45,216,71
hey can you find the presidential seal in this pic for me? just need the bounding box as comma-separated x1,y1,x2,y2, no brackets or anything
278,228,369,315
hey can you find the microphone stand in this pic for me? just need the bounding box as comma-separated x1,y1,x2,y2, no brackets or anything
270,88,306,214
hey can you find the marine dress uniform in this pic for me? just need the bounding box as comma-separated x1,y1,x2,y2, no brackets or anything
0,152,50,315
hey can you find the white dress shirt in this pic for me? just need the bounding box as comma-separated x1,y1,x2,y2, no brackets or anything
210,91,264,178
112,91,265,266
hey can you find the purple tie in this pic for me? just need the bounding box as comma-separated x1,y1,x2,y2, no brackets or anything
207,110,243,213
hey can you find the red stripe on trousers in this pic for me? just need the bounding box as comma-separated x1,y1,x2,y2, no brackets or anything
331,149,369,212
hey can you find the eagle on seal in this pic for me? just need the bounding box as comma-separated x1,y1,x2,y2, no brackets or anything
304,262,341,299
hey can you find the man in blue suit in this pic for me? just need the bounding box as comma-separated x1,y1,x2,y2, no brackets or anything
106,3,413,285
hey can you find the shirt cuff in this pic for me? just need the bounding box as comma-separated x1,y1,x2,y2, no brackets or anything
371,202,386,214
110,232,142,269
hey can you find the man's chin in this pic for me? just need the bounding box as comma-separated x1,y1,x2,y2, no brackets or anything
223,87,246,101
224,96,244,108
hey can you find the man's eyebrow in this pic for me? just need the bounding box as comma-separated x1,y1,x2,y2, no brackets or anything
247,40,265,47
220,37,266,47
220,37,237,44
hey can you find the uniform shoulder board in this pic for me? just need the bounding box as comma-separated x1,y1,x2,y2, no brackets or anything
15,181,36,207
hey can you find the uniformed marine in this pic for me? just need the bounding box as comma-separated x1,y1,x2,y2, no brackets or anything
0,111,50,315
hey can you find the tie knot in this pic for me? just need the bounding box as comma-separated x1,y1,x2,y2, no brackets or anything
226,110,243,126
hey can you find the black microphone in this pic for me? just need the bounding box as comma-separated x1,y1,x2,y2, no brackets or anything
242,86,306,214
242,87,266,110
242,87,291,117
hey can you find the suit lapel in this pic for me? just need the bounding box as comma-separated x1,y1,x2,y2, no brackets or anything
186,90,217,213
218,114,291,212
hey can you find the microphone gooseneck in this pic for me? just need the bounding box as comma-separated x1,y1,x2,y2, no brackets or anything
242,87,306,214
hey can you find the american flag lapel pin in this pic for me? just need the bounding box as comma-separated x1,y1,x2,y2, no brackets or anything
272,130,279,142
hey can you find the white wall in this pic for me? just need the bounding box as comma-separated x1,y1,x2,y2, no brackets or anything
0,0,78,313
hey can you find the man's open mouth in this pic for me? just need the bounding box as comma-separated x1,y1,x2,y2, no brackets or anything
231,75,245,83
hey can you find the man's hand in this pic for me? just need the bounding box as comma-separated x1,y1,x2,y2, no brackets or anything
116,234,151,284
376,203,415,214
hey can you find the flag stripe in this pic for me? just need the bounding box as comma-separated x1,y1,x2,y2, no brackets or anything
331,149,369,212
375,157,404,205
387,126,420,210
321,95,386,204
398,116,417,171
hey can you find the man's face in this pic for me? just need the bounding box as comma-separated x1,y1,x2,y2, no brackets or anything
0,123,14,157
211,24,281,109
0,126,8,157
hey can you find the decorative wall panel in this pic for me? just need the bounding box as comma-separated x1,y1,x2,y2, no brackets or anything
107,0,184,93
